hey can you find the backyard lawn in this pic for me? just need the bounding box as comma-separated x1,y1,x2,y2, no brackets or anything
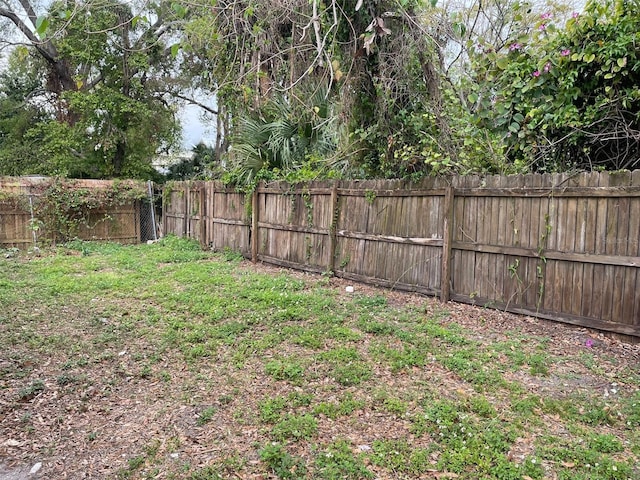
0,237,639,479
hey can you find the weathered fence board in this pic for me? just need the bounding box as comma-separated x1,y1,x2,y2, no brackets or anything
164,182,251,256
164,171,640,341
0,201,33,248
0,177,142,247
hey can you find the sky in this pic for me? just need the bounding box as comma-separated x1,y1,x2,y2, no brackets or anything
179,104,217,152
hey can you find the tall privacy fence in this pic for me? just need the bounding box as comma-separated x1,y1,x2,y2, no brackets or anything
164,171,640,341
0,177,158,248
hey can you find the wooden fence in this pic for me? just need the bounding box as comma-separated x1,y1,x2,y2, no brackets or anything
163,171,640,340
0,177,142,248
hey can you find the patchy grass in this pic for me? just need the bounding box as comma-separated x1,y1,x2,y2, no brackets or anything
1,237,639,479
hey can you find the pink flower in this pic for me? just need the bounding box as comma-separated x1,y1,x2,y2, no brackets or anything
509,43,522,51
572,11,580,18
561,49,571,56
540,12,552,20
585,339,594,348
538,23,547,31
543,62,552,72
532,70,541,77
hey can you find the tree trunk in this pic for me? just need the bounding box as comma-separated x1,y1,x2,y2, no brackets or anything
113,141,126,177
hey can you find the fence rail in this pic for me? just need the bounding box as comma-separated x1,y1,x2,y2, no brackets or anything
163,171,640,340
0,177,147,247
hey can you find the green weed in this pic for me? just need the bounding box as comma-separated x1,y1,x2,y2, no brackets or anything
587,433,624,453
369,438,432,475
417,319,469,345
313,394,365,420
318,347,360,363
538,439,634,480
265,359,305,382
357,318,396,335
314,439,373,479
528,352,550,376
188,466,224,480
354,294,387,308
376,344,426,372
331,362,372,386
17,379,45,401
271,414,318,441
259,397,287,423
259,443,306,479
1,238,638,479
197,406,217,426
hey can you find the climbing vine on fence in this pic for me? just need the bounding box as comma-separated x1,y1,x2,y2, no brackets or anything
24,178,146,244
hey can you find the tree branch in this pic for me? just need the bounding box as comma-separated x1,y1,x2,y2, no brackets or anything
168,92,219,115
17,0,37,29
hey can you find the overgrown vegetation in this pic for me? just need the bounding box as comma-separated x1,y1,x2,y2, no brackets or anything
1,237,639,478
0,178,146,244
2,0,639,182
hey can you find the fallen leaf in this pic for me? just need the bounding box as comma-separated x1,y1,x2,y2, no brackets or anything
3,439,22,447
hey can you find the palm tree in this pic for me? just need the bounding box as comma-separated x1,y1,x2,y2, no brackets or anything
228,89,337,183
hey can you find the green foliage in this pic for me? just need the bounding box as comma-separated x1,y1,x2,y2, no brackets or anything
369,438,432,475
166,143,218,181
28,178,146,244
223,92,338,186
312,394,365,420
314,440,373,479
259,397,288,423
587,433,624,453
411,398,533,477
538,438,633,479
271,414,318,441
2,238,640,478
17,379,45,401
331,361,372,386
473,0,640,171
196,406,217,426
65,86,179,179
375,344,427,372
259,443,307,479
0,0,182,179
265,359,305,382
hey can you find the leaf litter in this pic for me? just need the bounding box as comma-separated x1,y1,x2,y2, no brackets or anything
0,243,639,479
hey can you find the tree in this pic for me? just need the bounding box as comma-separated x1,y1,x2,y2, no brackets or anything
0,51,48,175
165,143,218,180
0,0,184,178
182,0,468,181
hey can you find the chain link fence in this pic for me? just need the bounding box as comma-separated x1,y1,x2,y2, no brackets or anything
140,181,160,242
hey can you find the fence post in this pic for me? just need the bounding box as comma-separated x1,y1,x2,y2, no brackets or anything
147,181,157,241
183,184,189,237
251,188,259,262
209,183,215,248
199,183,206,247
440,186,455,302
328,183,339,273
161,189,166,238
